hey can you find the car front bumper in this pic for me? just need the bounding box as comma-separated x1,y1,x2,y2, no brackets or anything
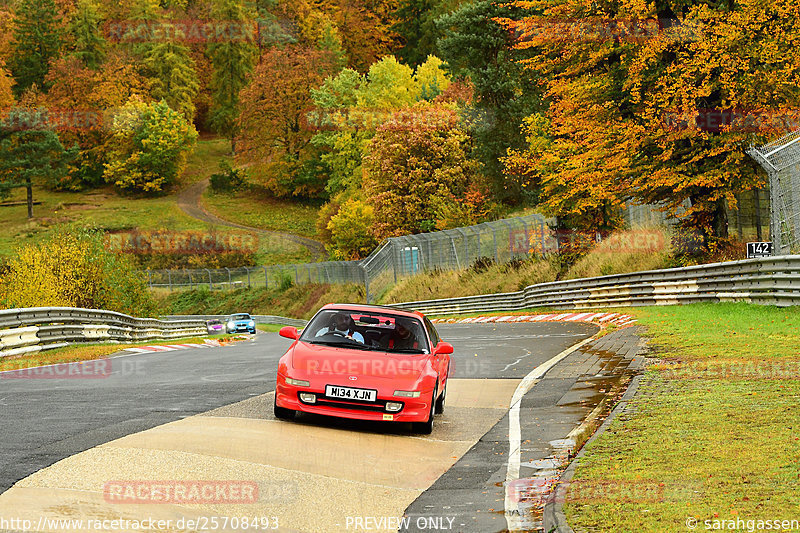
275,381,433,422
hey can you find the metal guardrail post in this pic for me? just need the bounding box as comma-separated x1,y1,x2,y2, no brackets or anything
205,268,212,290
245,266,251,288
225,267,231,287
185,268,192,289
263,266,268,288
147,270,152,289
167,270,172,291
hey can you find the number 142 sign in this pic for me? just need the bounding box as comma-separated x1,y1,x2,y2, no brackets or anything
746,242,773,258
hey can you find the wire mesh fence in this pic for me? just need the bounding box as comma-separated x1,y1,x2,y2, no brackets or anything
748,130,800,254
146,213,550,302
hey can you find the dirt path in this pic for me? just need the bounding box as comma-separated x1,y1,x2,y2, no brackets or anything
177,178,327,260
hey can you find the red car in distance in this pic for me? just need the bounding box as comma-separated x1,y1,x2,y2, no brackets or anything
274,303,453,434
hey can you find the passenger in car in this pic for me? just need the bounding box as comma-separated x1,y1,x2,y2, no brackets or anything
388,322,419,350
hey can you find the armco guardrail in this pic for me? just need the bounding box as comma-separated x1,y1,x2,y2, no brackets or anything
0,307,207,358
394,256,800,315
163,315,308,328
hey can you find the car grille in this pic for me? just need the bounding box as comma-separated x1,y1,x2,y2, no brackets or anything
307,396,390,412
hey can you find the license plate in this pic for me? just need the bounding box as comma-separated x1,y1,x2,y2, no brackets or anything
325,385,377,402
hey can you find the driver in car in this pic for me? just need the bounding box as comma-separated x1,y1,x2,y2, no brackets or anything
315,312,364,343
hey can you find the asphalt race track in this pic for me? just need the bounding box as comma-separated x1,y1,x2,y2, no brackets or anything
0,321,600,533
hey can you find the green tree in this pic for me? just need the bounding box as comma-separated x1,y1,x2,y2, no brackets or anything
69,0,107,70
391,0,441,67
0,110,75,218
9,0,63,94
143,39,199,119
207,0,258,152
357,56,419,110
437,0,540,203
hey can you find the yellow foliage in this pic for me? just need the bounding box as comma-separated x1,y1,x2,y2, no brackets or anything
0,230,155,315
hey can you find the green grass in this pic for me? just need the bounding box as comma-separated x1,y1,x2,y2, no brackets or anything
256,323,285,333
0,138,318,266
183,137,232,185
564,303,800,532
0,186,209,258
202,186,321,238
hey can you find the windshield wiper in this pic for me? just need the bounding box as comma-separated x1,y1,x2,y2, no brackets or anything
308,340,375,350
386,348,427,354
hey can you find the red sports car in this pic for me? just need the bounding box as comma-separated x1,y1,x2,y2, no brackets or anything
274,304,453,434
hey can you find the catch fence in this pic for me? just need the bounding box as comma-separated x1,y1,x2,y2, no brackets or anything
146,214,550,302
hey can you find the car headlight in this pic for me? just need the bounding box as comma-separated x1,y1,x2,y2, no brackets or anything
393,390,421,398
248,320,255,326
286,377,310,387
227,321,235,329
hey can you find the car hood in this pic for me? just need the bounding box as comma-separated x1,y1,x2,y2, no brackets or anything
288,341,429,380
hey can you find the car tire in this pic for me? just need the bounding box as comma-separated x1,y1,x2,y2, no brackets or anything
412,384,437,435
434,380,446,415
273,397,295,421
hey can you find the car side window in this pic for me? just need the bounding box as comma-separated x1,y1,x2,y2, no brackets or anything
424,317,440,346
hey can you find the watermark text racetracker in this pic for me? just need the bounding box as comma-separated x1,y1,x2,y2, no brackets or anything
1,359,145,380
105,230,258,255
0,515,279,532
103,480,296,505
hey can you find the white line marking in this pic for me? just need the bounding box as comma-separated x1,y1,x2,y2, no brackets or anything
504,335,596,532
501,348,532,372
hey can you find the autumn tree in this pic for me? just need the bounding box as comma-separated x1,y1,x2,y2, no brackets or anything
43,52,152,190
363,105,492,240
207,0,258,152
0,62,14,112
237,46,337,198
104,98,198,193
10,0,63,94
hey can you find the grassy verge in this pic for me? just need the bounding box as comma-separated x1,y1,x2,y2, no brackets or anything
256,324,285,333
564,303,800,532
0,334,242,372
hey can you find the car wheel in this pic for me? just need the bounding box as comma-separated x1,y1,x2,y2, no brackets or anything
435,380,446,415
273,397,295,421
412,384,437,435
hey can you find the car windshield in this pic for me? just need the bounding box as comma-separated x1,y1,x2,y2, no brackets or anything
300,309,429,354
230,314,250,320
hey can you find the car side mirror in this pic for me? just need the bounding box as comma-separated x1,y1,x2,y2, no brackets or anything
279,326,299,340
434,342,454,355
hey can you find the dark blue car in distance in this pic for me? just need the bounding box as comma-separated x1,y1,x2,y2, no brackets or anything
226,313,256,334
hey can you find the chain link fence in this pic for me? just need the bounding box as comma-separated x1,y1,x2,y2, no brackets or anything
146,214,550,302
748,130,800,254
624,190,769,242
